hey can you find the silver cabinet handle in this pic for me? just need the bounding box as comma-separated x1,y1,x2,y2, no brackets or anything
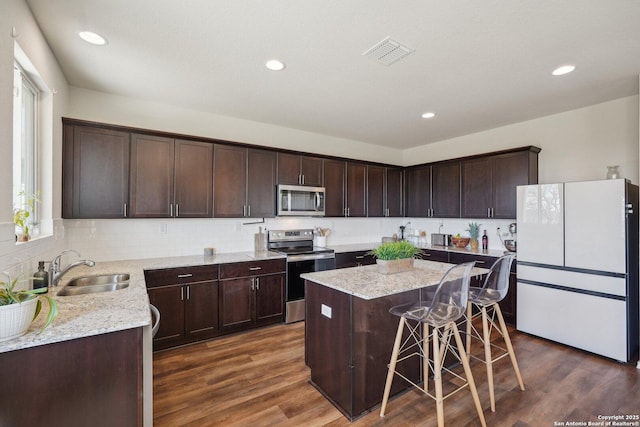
175,204,179,217
255,277,260,290
247,205,251,217
180,287,184,301
123,203,127,217
186,285,190,300
251,277,255,291
170,204,173,217
249,266,262,271
177,273,193,278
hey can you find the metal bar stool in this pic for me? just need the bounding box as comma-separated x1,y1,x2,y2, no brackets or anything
380,262,487,427
465,253,525,412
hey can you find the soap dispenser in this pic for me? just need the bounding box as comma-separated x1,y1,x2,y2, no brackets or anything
33,261,49,292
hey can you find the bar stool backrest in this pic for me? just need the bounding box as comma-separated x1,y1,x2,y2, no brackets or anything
476,254,516,303
405,262,475,327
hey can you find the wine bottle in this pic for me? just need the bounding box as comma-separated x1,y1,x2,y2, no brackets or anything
482,230,488,250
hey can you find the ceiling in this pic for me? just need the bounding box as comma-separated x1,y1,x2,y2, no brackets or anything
26,0,640,150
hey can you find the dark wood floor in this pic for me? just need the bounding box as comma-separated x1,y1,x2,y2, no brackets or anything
153,322,640,426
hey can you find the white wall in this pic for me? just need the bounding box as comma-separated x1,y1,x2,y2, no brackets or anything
404,96,640,185
67,87,403,166
0,0,68,278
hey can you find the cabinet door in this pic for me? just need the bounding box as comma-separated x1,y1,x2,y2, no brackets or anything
185,280,218,340
300,156,324,187
346,162,367,217
174,140,213,217
386,167,403,217
277,152,302,185
130,134,175,217
324,160,346,217
255,274,284,325
461,157,492,218
492,151,531,219
214,145,246,217
247,149,277,217
148,286,185,349
405,165,431,217
367,165,385,217
431,161,460,218
219,278,254,331
64,125,130,218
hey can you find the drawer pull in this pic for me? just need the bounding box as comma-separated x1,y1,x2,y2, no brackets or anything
475,261,485,264
177,273,193,278
249,266,262,271
355,256,364,259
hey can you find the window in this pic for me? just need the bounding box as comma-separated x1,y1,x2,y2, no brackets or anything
13,62,38,207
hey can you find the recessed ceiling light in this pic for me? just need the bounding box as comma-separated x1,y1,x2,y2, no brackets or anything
421,112,436,119
78,31,107,46
265,59,285,71
552,65,575,76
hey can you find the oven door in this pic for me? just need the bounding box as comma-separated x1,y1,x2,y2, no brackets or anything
286,256,335,323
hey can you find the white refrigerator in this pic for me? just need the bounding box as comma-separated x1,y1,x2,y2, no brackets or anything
516,179,639,362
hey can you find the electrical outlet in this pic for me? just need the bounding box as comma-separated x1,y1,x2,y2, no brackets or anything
160,222,167,234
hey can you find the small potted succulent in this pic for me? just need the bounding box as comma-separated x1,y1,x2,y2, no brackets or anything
0,271,58,342
13,191,39,242
369,240,422,274
466,222,481,250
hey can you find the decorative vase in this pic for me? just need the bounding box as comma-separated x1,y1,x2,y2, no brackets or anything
376,258,414,275
470,238,479,250
606,165,620,179
0,297,38,342
316,236,327,247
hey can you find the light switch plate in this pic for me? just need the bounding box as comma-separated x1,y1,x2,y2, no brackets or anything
321,304,332,319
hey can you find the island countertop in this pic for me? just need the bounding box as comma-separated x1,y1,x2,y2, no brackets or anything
0,251,285,354
301,259,487,300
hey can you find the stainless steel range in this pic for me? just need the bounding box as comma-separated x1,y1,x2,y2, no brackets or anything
268,229,335,323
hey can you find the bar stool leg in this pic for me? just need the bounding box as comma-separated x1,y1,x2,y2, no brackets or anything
466,303,473,358
432,325,445,427
423,323,430,393
380,316,406,417
452,323,488,427
481,306,496,412
494,304,525,391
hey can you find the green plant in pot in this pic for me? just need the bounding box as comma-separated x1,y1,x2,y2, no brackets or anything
466,222,481,250
13,191,40,242
369,241,422,274
0,271,58,342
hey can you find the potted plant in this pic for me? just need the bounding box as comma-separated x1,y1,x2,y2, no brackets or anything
13,191,39,242
0,271,58,342
466,222,481,250
369,240,422,274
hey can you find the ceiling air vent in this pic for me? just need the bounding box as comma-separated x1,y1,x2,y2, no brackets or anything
362,36,415,66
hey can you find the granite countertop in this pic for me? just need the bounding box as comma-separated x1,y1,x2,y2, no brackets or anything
0,251,285,354
329,241,510,258
301,259,488,300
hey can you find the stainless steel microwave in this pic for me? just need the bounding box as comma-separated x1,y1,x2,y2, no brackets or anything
277,185,325,216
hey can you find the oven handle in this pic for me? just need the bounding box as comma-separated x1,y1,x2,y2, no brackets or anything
287,253,335,262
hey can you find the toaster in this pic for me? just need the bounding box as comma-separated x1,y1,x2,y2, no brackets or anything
431,233,452,247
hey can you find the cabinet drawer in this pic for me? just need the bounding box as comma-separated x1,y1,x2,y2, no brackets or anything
335,251,375,269
449,252,498,268
219,258,286,279
145,265,219,288
419,249,449,263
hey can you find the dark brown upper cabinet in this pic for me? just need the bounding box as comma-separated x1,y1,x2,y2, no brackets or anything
367,166,403,217
214,145,276,218
129,134,213,218
461,147,539,219
277,153,323,187
62,124,130,218
405,161,460,218
324,160,367,217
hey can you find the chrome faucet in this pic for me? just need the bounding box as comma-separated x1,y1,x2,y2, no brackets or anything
49,249,96,287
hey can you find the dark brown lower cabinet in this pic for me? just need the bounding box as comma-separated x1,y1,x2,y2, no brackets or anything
219,273,285,333
0,328,142,427
335,250,376,269
145,265,219,350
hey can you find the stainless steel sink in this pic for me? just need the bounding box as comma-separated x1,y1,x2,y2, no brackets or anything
57,273,130,296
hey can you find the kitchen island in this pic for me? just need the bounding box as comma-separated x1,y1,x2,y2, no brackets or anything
301,259,487,420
